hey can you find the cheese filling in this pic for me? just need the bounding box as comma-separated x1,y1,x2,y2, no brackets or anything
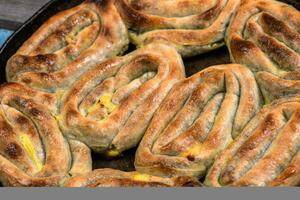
87,93,118,118
131,173,151,182
19,133,43,171
180,143,203,159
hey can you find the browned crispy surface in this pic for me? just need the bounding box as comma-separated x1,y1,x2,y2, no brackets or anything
115,0,241,57
6,0,128,92
0,83,91,186
135,64,261,178
59,42,185,154
226,0,300,102
63,168,200,187
205,96,300,186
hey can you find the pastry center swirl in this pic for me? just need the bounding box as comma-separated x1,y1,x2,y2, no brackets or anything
80,70,157,123
13,9,100,75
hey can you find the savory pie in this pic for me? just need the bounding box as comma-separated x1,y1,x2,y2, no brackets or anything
135,64,261,177
226,0,300,102
6,0,129,92
115,0,241,57
64,168,200,187
58,42,185,154
0,83,91,186
205,96,300,186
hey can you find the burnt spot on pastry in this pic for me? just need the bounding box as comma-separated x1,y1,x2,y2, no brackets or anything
21,77,32,85
54,30,68,38
5,143,22,159
115,0,154,29
0,122,14,138
260,13,286,34
256,34,299,68
198,1,222,21
30,108,43,118
11,96,27,108
15,116,29,125
230,37,256,57
187,155,195,162
263,113,278,129
35,55,56,67
39,72,53,82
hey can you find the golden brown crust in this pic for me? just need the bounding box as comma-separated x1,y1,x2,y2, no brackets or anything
135,64,261,177
115,0,241,57
58,42,185,154
6,0,128,92
63,168,200,187
205,96,300,187
0,83,92,186
226,0,300,102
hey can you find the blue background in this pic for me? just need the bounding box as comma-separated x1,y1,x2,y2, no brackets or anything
0,29,13,47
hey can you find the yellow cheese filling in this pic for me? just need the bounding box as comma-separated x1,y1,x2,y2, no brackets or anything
54,114,63,122
19,133,43,171
87,102,102,114
66,33,77,44
180,143,203,158
106,149,120,157
87,93,118,116
131,173,151,182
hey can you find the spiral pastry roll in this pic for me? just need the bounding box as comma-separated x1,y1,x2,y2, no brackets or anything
63,168,200,187
6,0,128,92
115,0,241,57
226,0,300,102
0,83,92,186
205,96,300,186
58,43,185,154
135,64,261,177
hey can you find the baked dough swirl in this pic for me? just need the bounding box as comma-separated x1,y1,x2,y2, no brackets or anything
205,96,300,186
58,43,185,154
63,168,200,187
6,0,128,92
135,64,261,177
115,0,241,57
226,0,300,102
0,83,92,186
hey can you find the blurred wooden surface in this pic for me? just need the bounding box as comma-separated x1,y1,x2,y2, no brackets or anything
0,0,49,29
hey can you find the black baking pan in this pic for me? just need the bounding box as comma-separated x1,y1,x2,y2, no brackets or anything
0,0,298,174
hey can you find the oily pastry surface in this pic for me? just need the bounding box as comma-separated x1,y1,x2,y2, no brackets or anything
58,43,185,154
63,168,200,187
226,0,300,102
205,96,300,187
6,0,128,92
115,0,241,57
0,83,92,186
135,64,261,177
